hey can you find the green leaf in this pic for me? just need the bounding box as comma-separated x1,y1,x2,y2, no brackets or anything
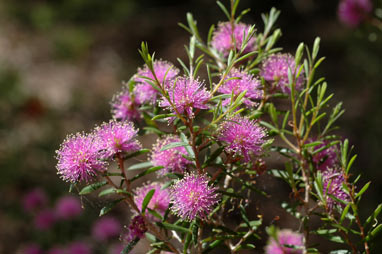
124,149,150,160
180,132,195,158
152,114,176,121
130,166,163,182
127,161,153,171
160,142,190,151
98,187,117,197
355,181,371,199
141,189,155,213
157,222,191,234
312,37,320,60
365,204,382,227
99,198,124,216
366,224,382,242
79,181,107,195
121,238,140,254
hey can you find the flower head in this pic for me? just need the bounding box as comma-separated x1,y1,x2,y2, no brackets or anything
56,133,107,183
322,168,350,211
124,215,147,242
218,116,266,162
151,135,192,176
170,174,219,221
211,22,256,56
312,141,339,171
94,120,141,159
34,209,56,230
55,196,82,220
338,0,372,28
134,182,170,219
67,242,91,254
134,60,179,104
218,68,263,106
265,229,304,254
92,216,121,241
23,188,48,212
261,53,304,94
160,77,210,118
111,88,141,121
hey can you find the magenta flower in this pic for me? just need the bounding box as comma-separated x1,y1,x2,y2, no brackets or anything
218,68,263,106
22,243,43,254
124,215,147,242
160,77,210,118
322,168,350,211
151,135,192,176
91,216,121,241
265,229,304,254
311,141,339,171
93,120,141,159
34,209,56,230
218,116,266,162
56,133,107,183
170,174,219,221
211,22,256,56
55,196,82,220
134,60,179,104
23,188,48,212
134,182,170,219
261,53,304,94
67,241,91,254
338,0,372,28
111,89,141,121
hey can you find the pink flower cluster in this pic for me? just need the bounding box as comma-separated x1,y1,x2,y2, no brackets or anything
265,229,304,254
338,0,372,28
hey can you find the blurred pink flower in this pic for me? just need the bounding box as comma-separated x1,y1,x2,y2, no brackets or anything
55,196,82,220
338,0,372,28
67,242,91,254
22,243,43,254
91,216,121,241
22,188,48,212
34,209,56,230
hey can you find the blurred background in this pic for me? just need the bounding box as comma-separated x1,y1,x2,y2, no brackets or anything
0,0,381,253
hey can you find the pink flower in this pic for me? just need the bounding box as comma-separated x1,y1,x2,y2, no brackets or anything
91,216,121,241
338,0,372,28
111,89,141,121
160,77,210,118
67,242,91,254
23,188,48,212
22,243,43,254
151,135,192,176
56,133,107,183
34,209,56,230
211,22,256,56
134,182,170,220
170,174,219,221
265,229,304,254
55,196,82,220
124,215,147,242
322,168,350,211
261,53,304,94
311,140,339,171
218,116,266,162
48,246,67,254
218,68,263,106
93,120,141,159
134,60,179,104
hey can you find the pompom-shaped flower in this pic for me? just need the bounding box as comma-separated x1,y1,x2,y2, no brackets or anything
261,53,304,94
265,229,304,254
338,0,372,28
124,215,147,242
34,209,56,230
92,216,121,241
134,60,179,104
170,174,219,221
211,22,256,56
160,77,211,118
151,135,192,176
56,133,107,183
312,141,339,171
55,196,82,220
218,116,266,162
134,182,170,219
94,120,141,159
23,188,48,212
111,89,141,121
322,168,350,211
218,68,263,106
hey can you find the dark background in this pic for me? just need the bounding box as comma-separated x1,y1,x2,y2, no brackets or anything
0,0,381,253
